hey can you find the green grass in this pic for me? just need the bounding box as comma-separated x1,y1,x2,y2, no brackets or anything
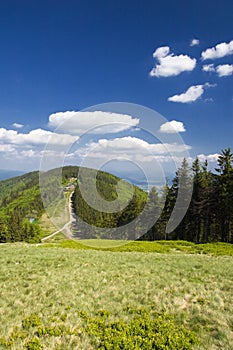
43,238,233,256
0,243,232,349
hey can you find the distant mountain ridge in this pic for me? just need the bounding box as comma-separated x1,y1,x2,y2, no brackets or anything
0,169,25,180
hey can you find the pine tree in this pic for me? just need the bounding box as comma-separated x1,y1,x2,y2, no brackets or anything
215,148,233,242
168,158,193,240
142,187,161,240
0,217,9,242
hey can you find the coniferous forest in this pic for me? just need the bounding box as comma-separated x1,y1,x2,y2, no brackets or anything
0,148,232,244
142,148,233,243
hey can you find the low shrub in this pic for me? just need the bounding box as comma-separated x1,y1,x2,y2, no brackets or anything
80,306,199,350
0,307,198,349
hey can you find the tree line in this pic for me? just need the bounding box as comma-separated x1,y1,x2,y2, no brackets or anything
142,148,233,243
73,148,233,243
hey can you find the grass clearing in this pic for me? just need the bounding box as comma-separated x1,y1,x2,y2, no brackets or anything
37,213,58,238
0,243,232,349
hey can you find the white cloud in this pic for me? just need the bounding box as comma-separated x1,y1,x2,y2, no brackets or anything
216,64,233,77
204,82,217,88
0,128,77,146
0,144,16,153
168,83,216,103
20,150,37,158
48,111,139,135
159,120,186,133
0,127,77,171
77,137,191,164
150,46,196,77
168,85,204,103
197,153,220,162
153,46,170,58
12,123,24,129
202,64,215,72
202,63,233,77
201,39,233,60
190,39,200,47
19,149,66,159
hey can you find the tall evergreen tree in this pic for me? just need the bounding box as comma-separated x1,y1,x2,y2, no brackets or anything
168,158,193,240
215,148,233,242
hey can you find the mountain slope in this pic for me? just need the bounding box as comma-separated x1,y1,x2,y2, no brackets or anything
72,166,147,240
0,166,147,243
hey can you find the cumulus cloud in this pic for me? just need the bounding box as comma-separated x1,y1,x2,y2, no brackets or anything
202,64,215,72
168,85,204,103
149,46,196,77
0,128,77,146
159,120,186,133
216,64,233,77
77,137,191,164
197,153,220,162
201,39,233,60
48,111,139,135
168,83,216,103
202,63,233,77
190,39,200,47
12,123,24,129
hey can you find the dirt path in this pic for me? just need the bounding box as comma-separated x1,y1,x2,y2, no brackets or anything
41,192,75,242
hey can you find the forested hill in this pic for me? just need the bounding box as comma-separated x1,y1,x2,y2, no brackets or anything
0,166,147,243
0,170,44,242
72,167,147,240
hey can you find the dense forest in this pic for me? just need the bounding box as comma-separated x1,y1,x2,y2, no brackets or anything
142,148,233,243
0,148,232,244
72,167,147,239
0,171,44,242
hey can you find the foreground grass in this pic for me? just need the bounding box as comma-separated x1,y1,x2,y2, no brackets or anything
0,244,232,349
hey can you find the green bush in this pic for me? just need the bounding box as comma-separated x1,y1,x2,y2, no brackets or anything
0,307,198,349
22,314,42,330
24,337,43,350
80,306,199,350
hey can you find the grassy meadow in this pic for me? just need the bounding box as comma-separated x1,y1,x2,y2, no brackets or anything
0,242,232,349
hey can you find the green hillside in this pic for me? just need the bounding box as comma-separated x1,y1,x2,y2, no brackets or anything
72,166,147,240
0,166,147,243
0,171,44,242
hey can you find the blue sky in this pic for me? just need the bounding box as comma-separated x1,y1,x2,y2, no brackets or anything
0,0,232,181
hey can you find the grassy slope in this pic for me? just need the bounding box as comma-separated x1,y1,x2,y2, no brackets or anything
0,243,232,349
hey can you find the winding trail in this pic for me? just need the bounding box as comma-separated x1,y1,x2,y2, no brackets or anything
41,192,75,242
